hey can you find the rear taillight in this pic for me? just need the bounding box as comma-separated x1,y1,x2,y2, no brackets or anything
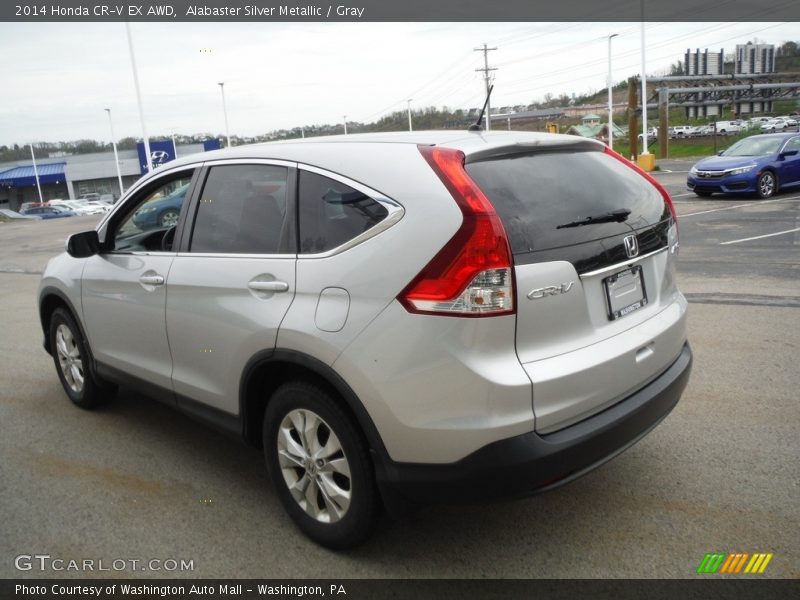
398,146,515,317
603,146,678,230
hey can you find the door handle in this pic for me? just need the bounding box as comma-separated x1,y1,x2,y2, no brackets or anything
139,275,165,286
248,280,289,293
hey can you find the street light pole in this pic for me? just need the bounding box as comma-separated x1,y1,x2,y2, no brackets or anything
640,9,650,155
607,33,619,151
218,82,231,148
125,22,152,173
407,99,413,132
104,108,125,197
29,144,43,203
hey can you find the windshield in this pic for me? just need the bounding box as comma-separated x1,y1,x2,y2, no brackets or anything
722,136,783,157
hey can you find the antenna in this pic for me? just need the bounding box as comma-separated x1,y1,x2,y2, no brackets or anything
469,85,494,132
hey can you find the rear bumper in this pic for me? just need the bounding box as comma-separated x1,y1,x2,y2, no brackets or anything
378,342,692,506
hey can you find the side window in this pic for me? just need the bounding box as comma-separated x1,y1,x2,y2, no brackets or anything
788,137,800,151
298,171,388,254
113,172,194,252
190,164,289,254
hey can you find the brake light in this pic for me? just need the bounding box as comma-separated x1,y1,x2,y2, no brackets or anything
398,146,514,317
603,146,678,229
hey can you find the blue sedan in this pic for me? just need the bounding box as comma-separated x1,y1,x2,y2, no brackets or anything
21,206,77,219
132,183,189,230
687,133,800,199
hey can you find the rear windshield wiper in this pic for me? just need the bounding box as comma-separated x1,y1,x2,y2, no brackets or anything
556,208,631,229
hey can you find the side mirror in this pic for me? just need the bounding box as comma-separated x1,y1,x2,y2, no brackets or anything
779,149,798,158
718,151,724,156
66,230,101,258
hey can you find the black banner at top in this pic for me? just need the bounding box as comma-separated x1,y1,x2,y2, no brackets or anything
3,0,800,22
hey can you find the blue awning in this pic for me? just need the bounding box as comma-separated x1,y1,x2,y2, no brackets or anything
0,162,66,187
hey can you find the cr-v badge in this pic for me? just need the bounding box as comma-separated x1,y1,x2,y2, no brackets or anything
527,282,574,300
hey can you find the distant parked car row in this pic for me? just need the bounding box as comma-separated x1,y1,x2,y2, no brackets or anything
18,197,114,219
665,116,798,139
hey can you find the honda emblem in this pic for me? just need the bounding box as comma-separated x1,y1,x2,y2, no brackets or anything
623,235,639,259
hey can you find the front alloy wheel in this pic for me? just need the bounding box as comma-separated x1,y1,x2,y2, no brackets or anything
757,171,776,199
264,381,378,549
55,323,84,394
49,307,114,408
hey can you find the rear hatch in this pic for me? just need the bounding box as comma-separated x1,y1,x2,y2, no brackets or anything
465,145,685,433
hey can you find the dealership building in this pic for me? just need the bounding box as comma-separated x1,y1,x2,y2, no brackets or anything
0,141,218,211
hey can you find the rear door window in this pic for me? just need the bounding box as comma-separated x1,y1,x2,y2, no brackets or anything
298,171,388,254
466,150,669,255
190,164,290,254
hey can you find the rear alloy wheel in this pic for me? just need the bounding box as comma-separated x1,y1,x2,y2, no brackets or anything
158,209,180,228
264,381,378,549
50,308,115,409
757,171,776,199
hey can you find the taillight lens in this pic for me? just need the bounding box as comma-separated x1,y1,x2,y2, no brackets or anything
398,146,514,317
603,145,678,230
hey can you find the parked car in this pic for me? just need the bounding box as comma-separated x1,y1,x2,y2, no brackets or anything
22,205,76,219
713,121,743,135
760,119,788,132
130,182,190,230
687,132,800,198
48,199,106,216
637,127,658,142
38,131,692,549
0,208,39,220
776,116,798,128
669,125,694,138
19,201,47,212
98,194,116,204
77,192,101,202
693,125,715,137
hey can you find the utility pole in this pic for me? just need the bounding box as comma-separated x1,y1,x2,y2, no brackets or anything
474,43,497,131
407,99,413,132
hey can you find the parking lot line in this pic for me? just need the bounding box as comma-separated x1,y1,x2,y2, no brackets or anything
682,195,800,217
720,226,800,246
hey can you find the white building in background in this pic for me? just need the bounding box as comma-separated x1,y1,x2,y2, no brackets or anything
684,48,724,76
683,48,725,118
735,43,776,74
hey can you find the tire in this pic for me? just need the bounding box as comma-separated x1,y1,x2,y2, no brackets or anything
756,171,777,199
158,209,179,228
49,308,116,409
695,191,713,198
263,381,378,549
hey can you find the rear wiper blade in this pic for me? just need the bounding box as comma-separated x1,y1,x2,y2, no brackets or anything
556,209,631,229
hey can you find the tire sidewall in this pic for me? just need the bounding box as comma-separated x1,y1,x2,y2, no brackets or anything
50,308,95,407
263,383,376,549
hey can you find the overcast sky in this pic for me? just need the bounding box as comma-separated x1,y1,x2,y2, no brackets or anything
0,21,796,146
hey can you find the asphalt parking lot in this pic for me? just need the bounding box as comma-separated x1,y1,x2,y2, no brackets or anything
0,170,798,579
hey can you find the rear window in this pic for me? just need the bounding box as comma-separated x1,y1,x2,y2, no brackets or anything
465,150,669,254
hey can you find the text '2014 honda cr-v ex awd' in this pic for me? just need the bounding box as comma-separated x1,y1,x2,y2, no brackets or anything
39,131,692,549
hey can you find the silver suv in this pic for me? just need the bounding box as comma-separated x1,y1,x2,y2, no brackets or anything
38,131,692,548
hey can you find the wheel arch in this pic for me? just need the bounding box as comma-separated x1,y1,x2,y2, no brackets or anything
239,349,392,473
39,286,85,356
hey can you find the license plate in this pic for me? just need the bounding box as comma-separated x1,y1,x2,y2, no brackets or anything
603,265,648,320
